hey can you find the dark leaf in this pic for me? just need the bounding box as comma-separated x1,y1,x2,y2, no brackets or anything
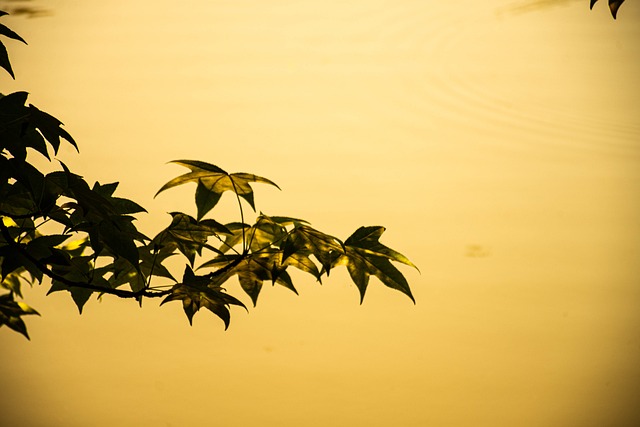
609,0,625,18
0,187,38,217
155,160,280,220
153,212,228,267
218,215,288,254
63,172,119,219
160,266,246,329
199,251,296,305
0,41,15,78
92,182,147,215
48,256,104,314
0,23,27,44
281,251,322,280
590,0,625,18
0,293,39,340
282,225,344,274
0,244,41,283
343,226,417,269
96,216,142,267
1,270,24,297
7,157,46,205
331,226,416,303
0,91,28,108
24,234,71,263
108,243,176,292
271,267,297,294
28,104,77,153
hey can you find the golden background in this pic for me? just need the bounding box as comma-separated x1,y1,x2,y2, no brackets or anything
1,1,639,425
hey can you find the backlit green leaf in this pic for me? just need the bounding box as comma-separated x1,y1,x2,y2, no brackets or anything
331,226,417,303
153,212,228,267
155,160,280,220
161,266,246,328
282,225,344,274
199,251,298,305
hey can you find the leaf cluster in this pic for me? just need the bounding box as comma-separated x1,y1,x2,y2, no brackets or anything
0,10,416,339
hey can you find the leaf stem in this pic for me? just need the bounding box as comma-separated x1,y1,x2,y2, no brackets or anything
228,178,246,253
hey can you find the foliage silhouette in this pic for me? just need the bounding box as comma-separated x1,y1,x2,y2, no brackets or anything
0,11,417,339
590,0,626,18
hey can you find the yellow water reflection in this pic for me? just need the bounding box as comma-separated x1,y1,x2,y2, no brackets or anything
1,1,639,426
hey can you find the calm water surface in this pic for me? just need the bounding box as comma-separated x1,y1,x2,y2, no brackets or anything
1,1,639,426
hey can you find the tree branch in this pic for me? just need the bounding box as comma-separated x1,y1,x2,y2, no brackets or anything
1,217,252,300
0,219,170,299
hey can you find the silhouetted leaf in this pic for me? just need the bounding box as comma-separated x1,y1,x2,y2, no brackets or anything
108,243,176,292
0,293,39,339
155,160,280,220
0,186,37,217
1,270,25,297
64,172,119,219
153,212,229,267
23,234,71,265
161,266,246,328
199,251,300,305
92,182,147,215
590,0,625,18
0,40,14,78
28,105,77,153
282,225,344,274
0,23,27,44
343,226,417,269
0,92,50,160
220,215,290,254
0,11,26,78
0,244,41,283
5,157,45,206
331,226,416,303
48,256,107,313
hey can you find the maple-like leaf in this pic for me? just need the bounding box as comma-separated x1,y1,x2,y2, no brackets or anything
152,212,229,267
281,224,344,275
0,21,27,45
221,215,292,254
155,160,280,220
107,242,176,292
47,256,110,313
160,266,246,328
0,13,27,79
331,226,417,303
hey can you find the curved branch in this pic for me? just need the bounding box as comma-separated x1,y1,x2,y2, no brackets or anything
1,218,251,300
0,219,170,299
